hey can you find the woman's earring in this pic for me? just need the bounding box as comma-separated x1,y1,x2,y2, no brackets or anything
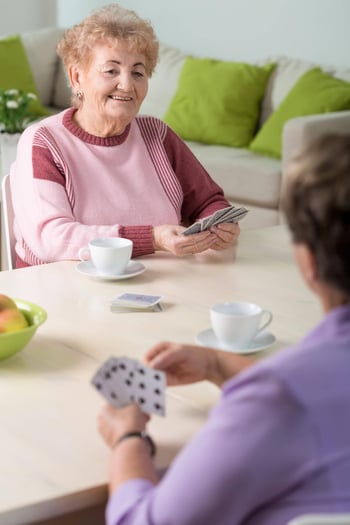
76,90,83,100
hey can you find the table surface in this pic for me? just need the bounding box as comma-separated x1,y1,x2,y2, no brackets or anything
0,226,321,525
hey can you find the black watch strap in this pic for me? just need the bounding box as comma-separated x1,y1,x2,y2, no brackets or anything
116,430,156,457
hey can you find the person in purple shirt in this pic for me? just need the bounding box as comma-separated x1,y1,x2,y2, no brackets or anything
97,133,350,524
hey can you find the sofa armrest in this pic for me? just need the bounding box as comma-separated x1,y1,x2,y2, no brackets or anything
281,110,350,178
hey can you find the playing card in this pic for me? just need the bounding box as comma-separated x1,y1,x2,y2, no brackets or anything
111,293,163,309
111,303,163,313
91,356,134,407
132,362,166,416
203,206,233,229
182,221,202,235
210,205,234,221
229,209,249,222
112,356,138,404
182,205,249,235
91,356,166,416
212,208,237,224
210,206,245,225
198,214,214,231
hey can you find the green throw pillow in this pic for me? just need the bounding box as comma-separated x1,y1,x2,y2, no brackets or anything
0,34,49,118
164,57,275,147
250,67,350,158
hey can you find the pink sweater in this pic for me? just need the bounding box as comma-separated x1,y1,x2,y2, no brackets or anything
11,108,229,266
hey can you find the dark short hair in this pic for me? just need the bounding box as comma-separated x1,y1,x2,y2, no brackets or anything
282,133,350,299
57,3,159,76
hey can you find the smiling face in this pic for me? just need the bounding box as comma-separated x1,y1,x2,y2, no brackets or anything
69,40,149,136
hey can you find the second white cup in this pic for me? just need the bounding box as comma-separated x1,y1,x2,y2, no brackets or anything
78,237,133,276
210,301,273,350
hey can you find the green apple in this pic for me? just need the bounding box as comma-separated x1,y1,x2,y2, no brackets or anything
0,294,29,333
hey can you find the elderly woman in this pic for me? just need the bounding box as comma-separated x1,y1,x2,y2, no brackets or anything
98,133,350,524
10,4,239,268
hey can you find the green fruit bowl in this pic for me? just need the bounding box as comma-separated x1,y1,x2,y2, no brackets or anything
0,299,47,361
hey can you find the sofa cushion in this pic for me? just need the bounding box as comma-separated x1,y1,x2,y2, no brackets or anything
332,67,350,84
250,67,350,158
140,42,187,119
52,59,71,109
21,27,65,108
258,55,321,126
0,34,49,116
187,141,281,208
164,57,274,148
259,57,350,125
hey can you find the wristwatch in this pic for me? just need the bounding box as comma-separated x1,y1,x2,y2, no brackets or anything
116,430,156,457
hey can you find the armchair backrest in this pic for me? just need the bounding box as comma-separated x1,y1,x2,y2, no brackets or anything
1,174,16,270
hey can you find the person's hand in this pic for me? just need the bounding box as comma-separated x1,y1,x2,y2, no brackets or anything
145,341,257,388
153,222,240,256
153,225,217,256
209,222,240,251
97,403,150,449
144,341,216,386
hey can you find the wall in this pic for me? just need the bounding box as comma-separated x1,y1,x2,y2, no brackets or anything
0,0,56,35
0,0,349,69
56,0,350,69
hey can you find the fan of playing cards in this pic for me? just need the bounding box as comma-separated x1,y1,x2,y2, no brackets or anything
91,356,166,416
182,205,249,236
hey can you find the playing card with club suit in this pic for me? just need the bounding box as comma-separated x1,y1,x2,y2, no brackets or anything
91,356,133,407
132,361,166,416
91,356,166,416
182,205,249,235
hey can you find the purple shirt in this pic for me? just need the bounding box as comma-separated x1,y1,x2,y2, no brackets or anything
107,305,350,525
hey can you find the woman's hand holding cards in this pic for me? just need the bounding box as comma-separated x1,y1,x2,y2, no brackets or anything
152,222,240,257
152,205,247,255
209,222,240,251
153,224,217,256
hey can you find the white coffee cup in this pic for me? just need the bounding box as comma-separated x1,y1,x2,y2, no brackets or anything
210,301,273,350
78,237,133,276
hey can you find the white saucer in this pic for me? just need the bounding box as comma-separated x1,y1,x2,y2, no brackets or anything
195,329,276,354
76,260,146,281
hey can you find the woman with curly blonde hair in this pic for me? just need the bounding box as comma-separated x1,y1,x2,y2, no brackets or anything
11,4,238,268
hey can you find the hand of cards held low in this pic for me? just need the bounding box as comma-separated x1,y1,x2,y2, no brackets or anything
183,205,249,236
91,356,166,416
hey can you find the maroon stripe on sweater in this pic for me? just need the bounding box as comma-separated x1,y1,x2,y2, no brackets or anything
136,116,183,219
32,129,75,209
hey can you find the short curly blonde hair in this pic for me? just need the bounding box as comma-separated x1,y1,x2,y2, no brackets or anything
57,3,159,78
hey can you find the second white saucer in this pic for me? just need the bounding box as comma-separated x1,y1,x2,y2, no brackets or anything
195,328,276,354
76,260,146,281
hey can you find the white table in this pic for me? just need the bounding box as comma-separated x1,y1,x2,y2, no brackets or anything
0,226,321,525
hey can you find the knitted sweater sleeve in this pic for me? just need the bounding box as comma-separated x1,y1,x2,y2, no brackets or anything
163,125,230,225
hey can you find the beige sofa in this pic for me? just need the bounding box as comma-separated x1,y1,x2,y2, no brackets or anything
18,27,350,229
